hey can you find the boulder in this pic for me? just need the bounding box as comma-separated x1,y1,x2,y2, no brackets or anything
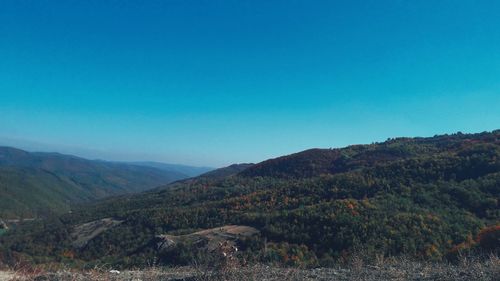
0,220,8,230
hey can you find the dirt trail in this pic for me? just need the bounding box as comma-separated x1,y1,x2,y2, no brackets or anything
156,225,260,251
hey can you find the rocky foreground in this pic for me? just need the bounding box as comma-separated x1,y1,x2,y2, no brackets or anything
2,256,499,281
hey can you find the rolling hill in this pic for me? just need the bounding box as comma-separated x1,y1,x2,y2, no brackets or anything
1,131,499,267
0,147,195,219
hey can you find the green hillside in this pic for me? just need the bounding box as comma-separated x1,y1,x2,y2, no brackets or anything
1,131,499,267
0,147,190,219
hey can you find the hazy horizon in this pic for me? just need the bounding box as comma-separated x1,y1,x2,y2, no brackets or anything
2,1,500,166
1,129,497,168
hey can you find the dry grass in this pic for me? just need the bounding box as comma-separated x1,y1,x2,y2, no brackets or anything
4,254,499,281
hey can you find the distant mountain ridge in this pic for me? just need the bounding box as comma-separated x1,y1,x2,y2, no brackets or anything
131,161,213,177
0,146,197,218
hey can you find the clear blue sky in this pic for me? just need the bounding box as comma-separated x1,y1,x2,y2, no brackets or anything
1,0,500,167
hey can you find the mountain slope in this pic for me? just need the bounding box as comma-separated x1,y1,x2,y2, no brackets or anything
238,133,474,178
1,131,499,266
0,147,189,218
198,163,254,179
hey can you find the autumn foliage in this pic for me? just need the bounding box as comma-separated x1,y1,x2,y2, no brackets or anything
476,225,500,253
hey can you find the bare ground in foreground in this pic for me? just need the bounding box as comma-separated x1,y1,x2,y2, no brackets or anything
3,256,499,281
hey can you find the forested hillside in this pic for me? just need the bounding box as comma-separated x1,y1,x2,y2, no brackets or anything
1,131,499,267
0,147,190,218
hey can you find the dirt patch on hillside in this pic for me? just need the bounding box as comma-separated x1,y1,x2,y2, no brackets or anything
71,218,123,248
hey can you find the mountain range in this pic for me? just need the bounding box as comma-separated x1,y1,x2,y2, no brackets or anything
0,131,499,267
129,161,213,178
0,146,212,219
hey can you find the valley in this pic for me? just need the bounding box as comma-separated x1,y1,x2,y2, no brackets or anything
0,147,211,219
